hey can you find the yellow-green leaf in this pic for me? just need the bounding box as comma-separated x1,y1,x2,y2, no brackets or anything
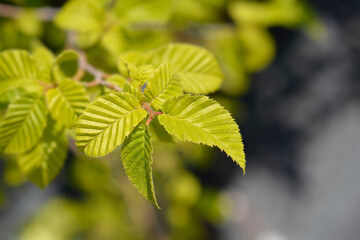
0,94,48,154
46,79,90,127
31,42,55,83
55,0,104,33
18,117,68,188
76,92,148,157
158,95,245,173
144,62,182,110
121,124,159,208
147,44,224,94
0,50,43,95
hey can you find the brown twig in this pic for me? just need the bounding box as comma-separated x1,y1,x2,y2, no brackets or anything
0,3,59,21
77,51,122,91
142,102,162,125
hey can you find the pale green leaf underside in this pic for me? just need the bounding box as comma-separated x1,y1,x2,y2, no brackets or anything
76,92,148,157
148,44,224,94
46,79,90,127
0,50,41,95
121,124,159,208
158,95,246,172
0,94,47,154
18,117,68,188
144,62,182,110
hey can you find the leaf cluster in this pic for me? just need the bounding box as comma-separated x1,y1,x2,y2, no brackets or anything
0,43,245,207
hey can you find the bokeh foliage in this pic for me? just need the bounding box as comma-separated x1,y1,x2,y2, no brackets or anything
0,0,316,239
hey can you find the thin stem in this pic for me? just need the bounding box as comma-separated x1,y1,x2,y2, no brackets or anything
77,51,122,92
142,102,163,125
0,3,59,21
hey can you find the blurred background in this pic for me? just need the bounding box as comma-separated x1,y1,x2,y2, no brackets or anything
0,0,360,239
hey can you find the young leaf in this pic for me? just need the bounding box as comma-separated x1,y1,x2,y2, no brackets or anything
18,117,68,188
144,62,182,110
121,124,159,208
46,79,90,127
76,92,148,157
129,64,154,85
0,94,48,154
158,95,246,173
123,82,144,103
147,44,224,94
0,50,42,95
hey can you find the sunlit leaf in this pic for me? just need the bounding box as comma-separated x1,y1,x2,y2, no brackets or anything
0,87,26,109
0,94,47,154
31,42,55,83
158,95,245,172
144,62,182,110
18,117,68,188
147,44,224,94
123,82,144,103
76,92,148,157
114,0,171,24
0,50,43,95
121,124,159,208
55,0,104,32
46,79,90,127
101,26,128,55
128,64,154,85
229,0,311,27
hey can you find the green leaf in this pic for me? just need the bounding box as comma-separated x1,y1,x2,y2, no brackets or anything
158,95,246,173
18,117,68,188
128,64,154,85
52,50,79,83
101,26,128,55
114,0,171,24
55,0,104,33
117,51,146,76
31,42,55,83
46,79,90,127
147,44,224,94
228,0,311,27
238,26,275,72
0,94,48,154
121,124,159,208
103,74,128,94
123,82,144,103
0,50,43,95
0,87,26,109
76,92,148,157
144,62,182,110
